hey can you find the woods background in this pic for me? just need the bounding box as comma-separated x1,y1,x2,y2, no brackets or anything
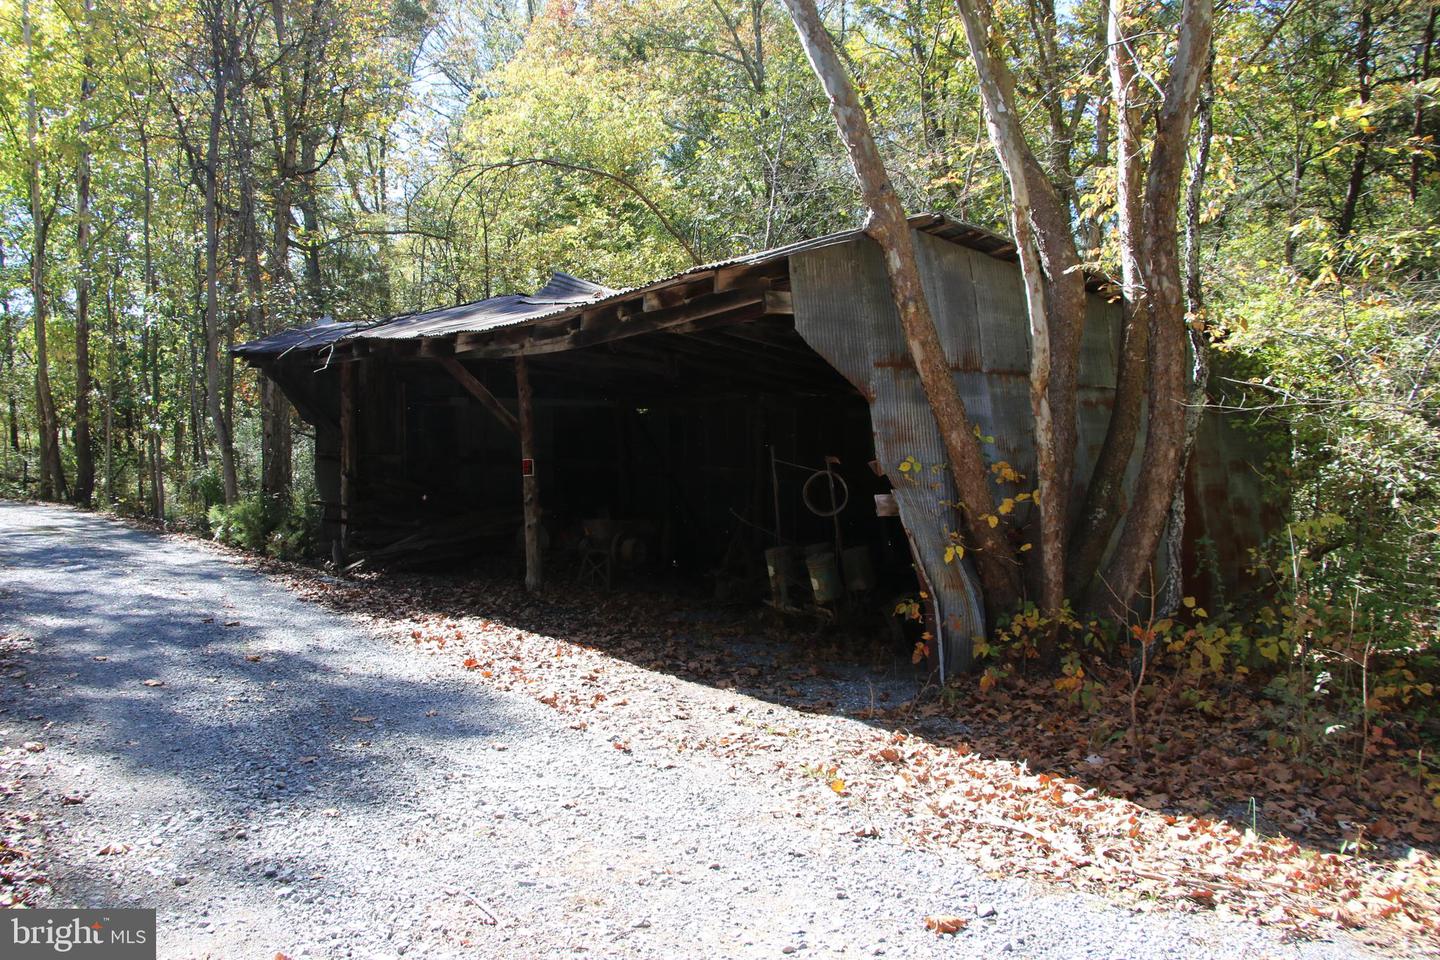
1,0,1438,751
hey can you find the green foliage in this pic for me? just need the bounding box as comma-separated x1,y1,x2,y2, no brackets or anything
208,492,321,562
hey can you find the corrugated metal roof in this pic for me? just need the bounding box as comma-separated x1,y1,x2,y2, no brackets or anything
232,320,366,359
234,213,1084,357
342,213,1036,345
357,272,616,342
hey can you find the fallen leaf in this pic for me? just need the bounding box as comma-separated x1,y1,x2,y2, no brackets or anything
925,915,969,935
828,777,847,795
22,741,45,753
245,654,262,663
142,679,165,688
351,716,374,724
97,843,130,856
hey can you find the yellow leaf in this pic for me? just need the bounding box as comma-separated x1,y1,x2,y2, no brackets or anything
829,778,847,794
998,498,1015,515
1182,596,1196,608
986,515,999,528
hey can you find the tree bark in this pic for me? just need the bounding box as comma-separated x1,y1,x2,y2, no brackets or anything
1412,8,1437,202
23,0,67,502
0,243,18,457
1161,53,1216,616
1069,0,1151,598
780,0,1021,613
73,0,97,505
953,0,1071,637
140,122,165,519
104,264,117,504
202,2,239,504
1092,0,1214,619
1336,2,1373,244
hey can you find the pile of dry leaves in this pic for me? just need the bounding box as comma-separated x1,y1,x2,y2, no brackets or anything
0,633,48,909
213,545,1438,955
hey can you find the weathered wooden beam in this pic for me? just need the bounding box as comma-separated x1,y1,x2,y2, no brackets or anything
454,287,766,359
418,336,455,358
764,290,793,315
437,356,519,435
338,361,357,556
516,354,542,594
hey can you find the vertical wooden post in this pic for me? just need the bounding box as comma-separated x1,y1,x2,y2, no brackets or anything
516,354,542,593
338,360,356,557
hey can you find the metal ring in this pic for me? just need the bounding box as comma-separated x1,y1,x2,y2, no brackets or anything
802,469,849,517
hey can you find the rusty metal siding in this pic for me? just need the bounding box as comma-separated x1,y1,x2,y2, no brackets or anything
791,229,1127,674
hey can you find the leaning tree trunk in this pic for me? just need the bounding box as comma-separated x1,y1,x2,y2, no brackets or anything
1092,0,1214,620
954,0,1085,645
780,0,1020,614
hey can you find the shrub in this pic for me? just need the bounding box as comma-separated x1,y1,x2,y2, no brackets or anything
208,492,321,561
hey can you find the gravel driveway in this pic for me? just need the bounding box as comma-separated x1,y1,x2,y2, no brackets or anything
0,501,1372,959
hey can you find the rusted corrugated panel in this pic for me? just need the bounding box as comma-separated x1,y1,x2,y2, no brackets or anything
790,238,989,675
791,230,1128,675
1189,410,1278,600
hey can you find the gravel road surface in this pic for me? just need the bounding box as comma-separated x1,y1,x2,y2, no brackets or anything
0,501,1371,959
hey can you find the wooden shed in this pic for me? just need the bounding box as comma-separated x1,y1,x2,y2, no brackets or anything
235,214,1278,674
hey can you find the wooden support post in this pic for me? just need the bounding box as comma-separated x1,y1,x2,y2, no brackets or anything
516,354,542,594
338,360,357,557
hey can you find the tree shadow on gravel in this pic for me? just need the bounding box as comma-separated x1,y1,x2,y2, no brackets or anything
0,515,531,821
268,557,1439,867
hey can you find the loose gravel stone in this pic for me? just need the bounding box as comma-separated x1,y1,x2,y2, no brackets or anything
0,502,1378,959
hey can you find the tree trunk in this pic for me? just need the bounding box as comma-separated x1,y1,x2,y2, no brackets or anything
236,85,292,503
953,0,1070,640
1093,0,1214,620
105,265,117,504
1336,2,1372,244
23,0,67,502
780,0,1021,614
73,0,97,505
140,124,165,519
1161,54,1216,616
1069,0,1151,599
1412,8,1437,202
203,13,239,503
1,244,18,457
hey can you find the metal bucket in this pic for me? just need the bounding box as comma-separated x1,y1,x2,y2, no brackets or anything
805,549,843,604
765,546,804,607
